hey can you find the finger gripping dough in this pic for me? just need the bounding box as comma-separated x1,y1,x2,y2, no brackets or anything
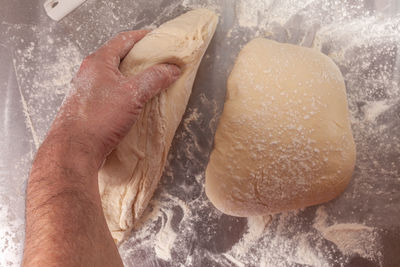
98,9,218,244
205,38,356,217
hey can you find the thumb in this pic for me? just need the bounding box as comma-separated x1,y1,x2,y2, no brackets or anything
126,64,181,105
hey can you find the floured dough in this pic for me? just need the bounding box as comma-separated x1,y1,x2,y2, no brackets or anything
99,9,218,244
205,38,356,217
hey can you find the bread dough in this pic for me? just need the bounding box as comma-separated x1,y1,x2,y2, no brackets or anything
205,38,356,217
99,9,218,244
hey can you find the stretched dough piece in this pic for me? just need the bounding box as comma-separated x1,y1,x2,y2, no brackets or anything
206,38,356,217
99,9,218,244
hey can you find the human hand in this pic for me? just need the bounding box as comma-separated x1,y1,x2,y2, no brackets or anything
24,30,181,267
49,30,181,164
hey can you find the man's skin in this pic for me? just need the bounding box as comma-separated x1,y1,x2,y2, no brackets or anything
23,30,181,267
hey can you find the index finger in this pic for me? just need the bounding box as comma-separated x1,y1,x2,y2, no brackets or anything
99,30,149,62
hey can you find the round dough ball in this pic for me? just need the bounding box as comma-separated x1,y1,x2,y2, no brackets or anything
205,38,356,217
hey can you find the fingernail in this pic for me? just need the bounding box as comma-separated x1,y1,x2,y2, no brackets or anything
166,64,181,77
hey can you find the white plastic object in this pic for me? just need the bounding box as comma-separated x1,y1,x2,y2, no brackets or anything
43,0,87,21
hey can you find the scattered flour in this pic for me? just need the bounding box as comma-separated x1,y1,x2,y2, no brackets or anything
314,207,382,263
12,35,83,144
321,224,379,258
2,0,399,266
13,59,40,149
236,0,273,28
0,204,24,267
154,208,177,261
0,151,33,267
230,215,270,254
153,194,190,261
364,100,392,122
181,0,220,12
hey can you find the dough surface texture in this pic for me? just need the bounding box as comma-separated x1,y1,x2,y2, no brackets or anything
206,38,356,217
99,9,218,243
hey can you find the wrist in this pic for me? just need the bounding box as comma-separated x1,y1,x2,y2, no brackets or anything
50,112,109,159
35,128,104,175
28,130,102,209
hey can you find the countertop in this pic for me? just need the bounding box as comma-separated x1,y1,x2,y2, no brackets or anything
1,0,399,266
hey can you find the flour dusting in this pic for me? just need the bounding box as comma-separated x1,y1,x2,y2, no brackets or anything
314,207,382,263
364,100,392,122
154,208,177,261
2,0,399,266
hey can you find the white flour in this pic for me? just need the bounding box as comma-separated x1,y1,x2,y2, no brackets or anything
154,207,177,261
13,35,83,144
2,0,399,266
153,195,190,261
364,100,393,122
314,207,382,263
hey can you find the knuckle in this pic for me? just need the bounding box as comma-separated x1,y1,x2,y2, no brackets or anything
121,80,138,93
133,99,144,111
125,98,143,117
140,88,152,101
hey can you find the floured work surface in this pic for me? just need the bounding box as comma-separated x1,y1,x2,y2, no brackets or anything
1,0,399,266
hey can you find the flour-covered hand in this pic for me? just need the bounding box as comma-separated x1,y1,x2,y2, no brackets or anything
53,30,181,162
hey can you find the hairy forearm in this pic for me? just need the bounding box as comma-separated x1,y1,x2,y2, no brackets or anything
23,131,123,267
22,30,179,266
